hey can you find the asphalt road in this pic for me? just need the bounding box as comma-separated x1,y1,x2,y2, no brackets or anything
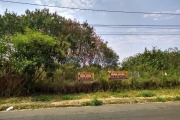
1,102,180,120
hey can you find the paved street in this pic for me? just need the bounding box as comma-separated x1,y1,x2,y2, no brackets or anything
1,102,180,120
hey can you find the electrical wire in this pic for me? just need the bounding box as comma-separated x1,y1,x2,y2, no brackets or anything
0,0,180,15
85,24,180,29
97,34,180,36
97,32,180,34
91,26,180,29
90,24,180,27
0,0,179,36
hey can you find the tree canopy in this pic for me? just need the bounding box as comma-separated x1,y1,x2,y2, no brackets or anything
121,47,180,73
0,9,119,68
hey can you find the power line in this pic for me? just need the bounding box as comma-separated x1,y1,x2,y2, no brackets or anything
69,23,180,29
94,27,180,29
91,24,180,27
90,24,180,29
96,29,180,34
96,30,180,34
0,0,180,15
97,34,180,36
91,26,180,29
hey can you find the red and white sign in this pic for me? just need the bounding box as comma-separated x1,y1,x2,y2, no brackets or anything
78,72,94,81
109,71,128,80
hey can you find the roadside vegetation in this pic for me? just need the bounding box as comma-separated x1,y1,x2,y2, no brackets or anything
0,8,180,99
1,88,180,104
1,88,180,111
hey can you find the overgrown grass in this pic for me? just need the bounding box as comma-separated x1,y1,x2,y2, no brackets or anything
1,88,180,111
0,104,54,111
156,97,167,102
173,96,180,101
61,94,77,100
1,64,180,97
82,101,92,106
133,100,138,103
122,94,131,98
8,98,20,104
31,95,53,102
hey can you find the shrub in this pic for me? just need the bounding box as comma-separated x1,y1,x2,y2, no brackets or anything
138,91,156,97
91,98,103,106
82,98,103,106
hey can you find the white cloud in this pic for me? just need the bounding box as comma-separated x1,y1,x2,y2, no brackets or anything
105,34,180,61
143,13,162,18
164,16,174,20
35,0,45,9
35,0,43,5
175,10,180,14
143,10,180,21
0,4,3,13
35,0,97,19
151,29,180,33
153,18,159,21
126,28,137,32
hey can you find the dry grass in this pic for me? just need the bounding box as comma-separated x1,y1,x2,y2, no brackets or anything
1,87,180,111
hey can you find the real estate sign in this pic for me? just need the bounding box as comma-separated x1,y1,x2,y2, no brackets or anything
78,72,94,81
109,71,128,80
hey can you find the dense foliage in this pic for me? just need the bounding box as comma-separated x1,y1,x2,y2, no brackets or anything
121,47,180,73
0,9,118,67
0,9,118,96
0,9,179,97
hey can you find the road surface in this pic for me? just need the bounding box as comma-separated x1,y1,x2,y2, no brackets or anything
1,102,180,120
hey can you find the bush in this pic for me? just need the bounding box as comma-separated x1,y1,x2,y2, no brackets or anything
91,98,103,106
138,91,156,97
82,98,103,106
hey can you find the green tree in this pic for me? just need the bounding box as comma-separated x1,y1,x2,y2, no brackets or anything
0,37,8,73
0,10,23,37
11,28,65,87
1,8,119,67
0,35,14,74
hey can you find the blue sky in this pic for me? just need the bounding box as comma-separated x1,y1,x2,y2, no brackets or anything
0,0,180,62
